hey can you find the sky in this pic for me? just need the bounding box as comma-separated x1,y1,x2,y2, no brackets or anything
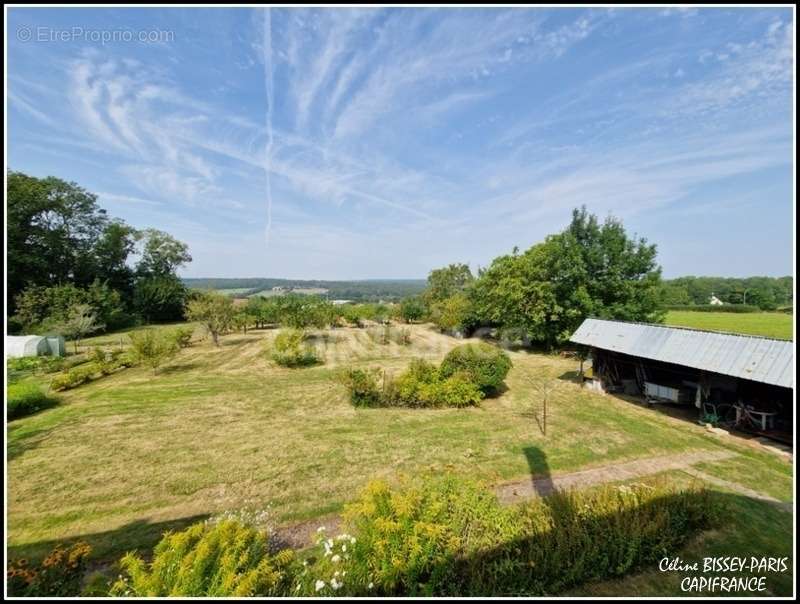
6,6,795,279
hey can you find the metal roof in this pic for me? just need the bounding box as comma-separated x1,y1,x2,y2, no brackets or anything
570,318,794,389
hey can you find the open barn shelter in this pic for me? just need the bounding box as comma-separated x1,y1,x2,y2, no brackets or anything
570,318,794,443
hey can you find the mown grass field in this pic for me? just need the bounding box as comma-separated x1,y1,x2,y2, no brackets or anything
665,310,793,340
6,323,794,595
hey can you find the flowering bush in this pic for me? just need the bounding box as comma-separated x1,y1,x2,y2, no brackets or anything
7,542,91,596
110,519,299,597
103,476,722,597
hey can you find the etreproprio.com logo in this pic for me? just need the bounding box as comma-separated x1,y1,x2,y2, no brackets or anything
16,26,174,45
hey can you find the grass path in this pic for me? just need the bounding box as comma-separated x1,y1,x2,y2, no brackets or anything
276,447,786,549
495,448,736,503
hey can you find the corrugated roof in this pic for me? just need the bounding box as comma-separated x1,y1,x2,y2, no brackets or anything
570,318,794,389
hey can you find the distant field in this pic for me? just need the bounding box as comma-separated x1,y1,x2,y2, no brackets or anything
664,310,793,340
213,288,254,295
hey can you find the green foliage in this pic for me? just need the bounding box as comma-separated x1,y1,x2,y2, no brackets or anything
310,475,722,596
171,326,195,348
471,207,662,347
398,297,426,323
7,171,192,327
133,275,188,323
245,297,282,327
429,293,473,333
186,292,236,346
269,329,322,368
129,330,179,374
342,356,486,409
659,276,792,310
7,355,65,376
439,343,512,395
7,382,59,419
664,304,760,313
7,542,91,597
48,356,133,391
110,520,298,597
13,281,130,333
274,294,335,329
423,263,474,306
55,303,105,352
338,367,384,407
135,228,192,277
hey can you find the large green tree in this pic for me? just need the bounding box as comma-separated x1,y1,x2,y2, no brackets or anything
470,207,662,346
7,171,109,311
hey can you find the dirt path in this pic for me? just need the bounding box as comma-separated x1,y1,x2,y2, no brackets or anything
275,448,742,548
682,468,793,513
495,448,737,504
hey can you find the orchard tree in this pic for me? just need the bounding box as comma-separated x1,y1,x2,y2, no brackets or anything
57,303,105,353
186,292,235,346
398,297,426,323
129,329,179,374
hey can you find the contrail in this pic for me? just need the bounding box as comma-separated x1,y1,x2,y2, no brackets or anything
263,8,274,245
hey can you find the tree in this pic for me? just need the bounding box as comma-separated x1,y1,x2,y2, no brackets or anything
56,303,105,353
423,263,474,306
185,292,235,346
398,297,426,323
13,281,130,333
7,172,109,311
430,293,472,333
135,229,192,277
93,221,139,299
565,206,662,322
470,207,662,347
133,275,188,323
129,329,179,374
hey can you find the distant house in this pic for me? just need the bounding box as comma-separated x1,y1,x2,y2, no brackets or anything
709,293,724,305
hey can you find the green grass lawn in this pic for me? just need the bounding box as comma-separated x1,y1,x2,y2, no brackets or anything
6,323,794,595
665,310,793,340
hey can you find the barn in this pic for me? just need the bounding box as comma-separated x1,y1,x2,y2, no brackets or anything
569,318,794,443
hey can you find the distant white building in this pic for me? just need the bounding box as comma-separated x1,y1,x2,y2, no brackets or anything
709,293,724,306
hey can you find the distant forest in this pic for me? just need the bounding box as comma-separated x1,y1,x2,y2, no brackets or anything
182,278,427,302
659,276,792,310
184,275,793,311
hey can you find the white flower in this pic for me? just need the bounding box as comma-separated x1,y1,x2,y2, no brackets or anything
315,580,326,592
341,544,347,552
317,526,326,532
350,537,356,544
368,582,374,590
331,554,341,563
331,578,342,590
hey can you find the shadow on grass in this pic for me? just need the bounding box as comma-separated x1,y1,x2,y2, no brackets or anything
7,424,57,461
155,361,202,375
8,514,210,566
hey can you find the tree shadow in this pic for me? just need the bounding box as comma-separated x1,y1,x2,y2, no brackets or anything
7,424,56,461
156,361,202,375
523,445,556,498
7,514,210,566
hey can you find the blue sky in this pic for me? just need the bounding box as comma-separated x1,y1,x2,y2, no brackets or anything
7,7,794,279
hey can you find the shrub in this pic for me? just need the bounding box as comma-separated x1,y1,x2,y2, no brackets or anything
172,326,194,348
269,329,322,368
7,382,58,419
7,542,91,596
388,365,483,409
338,367,383,407
110,520,298,597
129,329,179,374
440,343,512,395
50,365,98,391
308,475,722,596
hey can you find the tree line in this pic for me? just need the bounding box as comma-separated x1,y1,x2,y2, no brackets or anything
419,207,664,347
8,171,192,337
658,276,792,310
